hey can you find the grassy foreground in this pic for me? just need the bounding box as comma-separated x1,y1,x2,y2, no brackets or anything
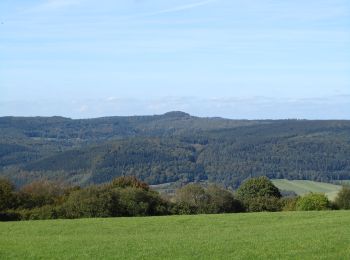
272,179,342,200
1,211,350,259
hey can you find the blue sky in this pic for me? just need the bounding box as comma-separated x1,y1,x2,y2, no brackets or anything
0,0,349,119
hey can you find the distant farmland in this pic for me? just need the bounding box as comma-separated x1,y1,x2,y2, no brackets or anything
272,179,342,200
1,211,350,259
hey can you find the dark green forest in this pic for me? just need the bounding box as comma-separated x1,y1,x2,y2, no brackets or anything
1,112,350,188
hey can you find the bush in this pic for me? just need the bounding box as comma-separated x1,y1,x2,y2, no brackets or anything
236,176,281,200
171,201,199,215
0,178,17,211
60,182,170,219
117,187,169,216
206,185,243,213
296,193,331,211
243,196,282,212
334,186,350,210
173,184,243,214
18,205,60,220
18,180,69,209
174,184,210,214
281,197,299,211
60,186,116,218
235,177,281,212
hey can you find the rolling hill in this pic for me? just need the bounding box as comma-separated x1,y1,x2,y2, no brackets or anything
1,112,350,187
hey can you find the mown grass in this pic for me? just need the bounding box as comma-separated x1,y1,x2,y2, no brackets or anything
1,211,350,259
272,179,342,200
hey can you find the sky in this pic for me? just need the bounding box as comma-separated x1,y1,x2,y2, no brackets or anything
0,0,349,119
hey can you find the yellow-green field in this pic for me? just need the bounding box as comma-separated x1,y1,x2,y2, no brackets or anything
272,179,342,200
1,211,350,259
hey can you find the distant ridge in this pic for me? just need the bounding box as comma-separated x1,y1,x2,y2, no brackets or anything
1,112,350,188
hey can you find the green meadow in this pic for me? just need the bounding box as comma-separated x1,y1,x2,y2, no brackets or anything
1,211,349,259
272,179,342,200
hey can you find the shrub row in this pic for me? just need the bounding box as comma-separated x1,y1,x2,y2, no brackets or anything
1,176,349,221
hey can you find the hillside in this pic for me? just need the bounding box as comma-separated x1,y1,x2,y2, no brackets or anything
272,179,342,200
1,112,350,187
1,211,349,259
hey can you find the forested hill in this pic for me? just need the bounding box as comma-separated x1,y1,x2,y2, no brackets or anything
0,112,259,140
1,112,350,187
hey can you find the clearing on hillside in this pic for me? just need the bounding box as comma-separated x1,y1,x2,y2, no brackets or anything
272,179,342,200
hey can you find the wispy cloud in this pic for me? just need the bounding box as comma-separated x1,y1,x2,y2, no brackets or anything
144,0,216,17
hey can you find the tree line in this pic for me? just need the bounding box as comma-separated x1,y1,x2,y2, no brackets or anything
1,176,349,221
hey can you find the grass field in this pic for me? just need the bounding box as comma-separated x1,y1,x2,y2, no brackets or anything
1,211,350,259
272,179,342,200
